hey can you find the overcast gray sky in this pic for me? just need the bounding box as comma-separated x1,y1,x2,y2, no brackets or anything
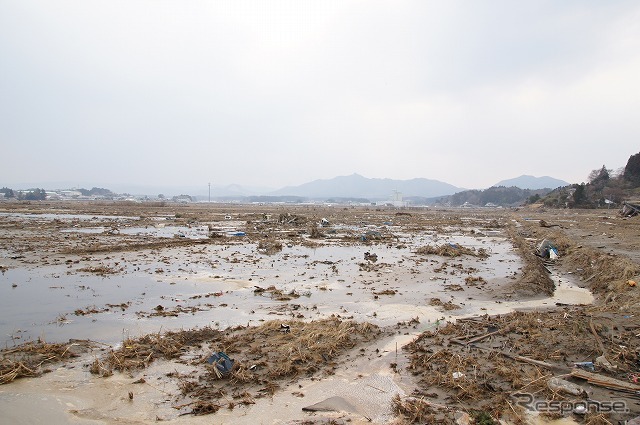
1,0,639,191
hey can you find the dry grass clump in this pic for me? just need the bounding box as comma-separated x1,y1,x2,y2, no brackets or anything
256,239,283,255
1,340,87,384
220,319,381,381
91,319,383,416
505,225,554,295
564,247,640,293
429,298,461,311
392,395,443,424
278,213,308,226
401,309,640,423
374,289,397,296
415,244,489,259
584,413,616,425
358,262,393,272
253,285,307,301
308,225,323,239
528,226,640,308
482,219,505,229
465,276,487,286
175,319,382,414
96,327,224,374
77,265,121,275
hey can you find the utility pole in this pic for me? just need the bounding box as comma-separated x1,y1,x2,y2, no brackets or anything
208,182,211,203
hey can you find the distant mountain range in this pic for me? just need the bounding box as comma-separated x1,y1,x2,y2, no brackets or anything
492,175,569,190
4,173,570,201
271,173,463,199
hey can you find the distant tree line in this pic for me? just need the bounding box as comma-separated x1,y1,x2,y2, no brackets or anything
439,186,550,207
24,188,47,200
0,187,15,198
541,151,640,208
0,187,47,200
0,186,115,201
78,187,114,197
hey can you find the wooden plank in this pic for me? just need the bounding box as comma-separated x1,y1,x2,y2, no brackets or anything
450,329,501,346
571,369,640,392
589,318,606,355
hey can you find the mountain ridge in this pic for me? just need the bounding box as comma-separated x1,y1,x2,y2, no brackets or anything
271,173,463,199
493,175,569,190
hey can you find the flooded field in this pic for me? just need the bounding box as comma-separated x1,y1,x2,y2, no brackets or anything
0,202,638,424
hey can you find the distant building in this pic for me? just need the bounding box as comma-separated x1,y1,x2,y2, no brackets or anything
61,190,82,198
173,195,193,203
46,191,62,200
380,190,408,208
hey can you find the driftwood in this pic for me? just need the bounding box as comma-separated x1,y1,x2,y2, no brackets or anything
570,369,640,393
499,351,570,373
589,319,606,356
450,329,501,346
466,344,570,373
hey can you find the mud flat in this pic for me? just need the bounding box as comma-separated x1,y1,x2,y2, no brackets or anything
0,202,638,424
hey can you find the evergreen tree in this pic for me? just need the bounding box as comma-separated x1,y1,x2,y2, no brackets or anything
623,152,640,186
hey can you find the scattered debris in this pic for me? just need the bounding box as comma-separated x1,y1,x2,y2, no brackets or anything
402,309,640,423
257,239,283,255
570,369,640,393
1,340,96,384
86,319,382,415
279,213,307,225
309,225,323,239
547,376,585,396
206,351,234,377
621,201,640,217
536,239,559,259
416,244,488,258
360,230,382,242
364,251,378,262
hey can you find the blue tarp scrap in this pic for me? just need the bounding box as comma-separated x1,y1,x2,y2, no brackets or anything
537,239,559,259
207,351,234,375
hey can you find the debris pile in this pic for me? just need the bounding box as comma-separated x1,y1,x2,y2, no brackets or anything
88,319,383,416
1,340,94,384
278,213,308,226
415,243,489,259
399,309,640,424
621,202,640,217
253,285,306,301
256,239,283,255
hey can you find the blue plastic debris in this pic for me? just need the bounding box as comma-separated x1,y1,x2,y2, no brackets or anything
207,351,234,375
574,361,595,371
537,239,559,259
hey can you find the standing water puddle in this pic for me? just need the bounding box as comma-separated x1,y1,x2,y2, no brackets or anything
0,230,592,346
0,224,595,425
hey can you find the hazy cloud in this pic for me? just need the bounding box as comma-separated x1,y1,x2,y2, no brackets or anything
1,0,639,191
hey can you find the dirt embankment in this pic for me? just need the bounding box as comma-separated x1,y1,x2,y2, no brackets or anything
393,210,640,424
